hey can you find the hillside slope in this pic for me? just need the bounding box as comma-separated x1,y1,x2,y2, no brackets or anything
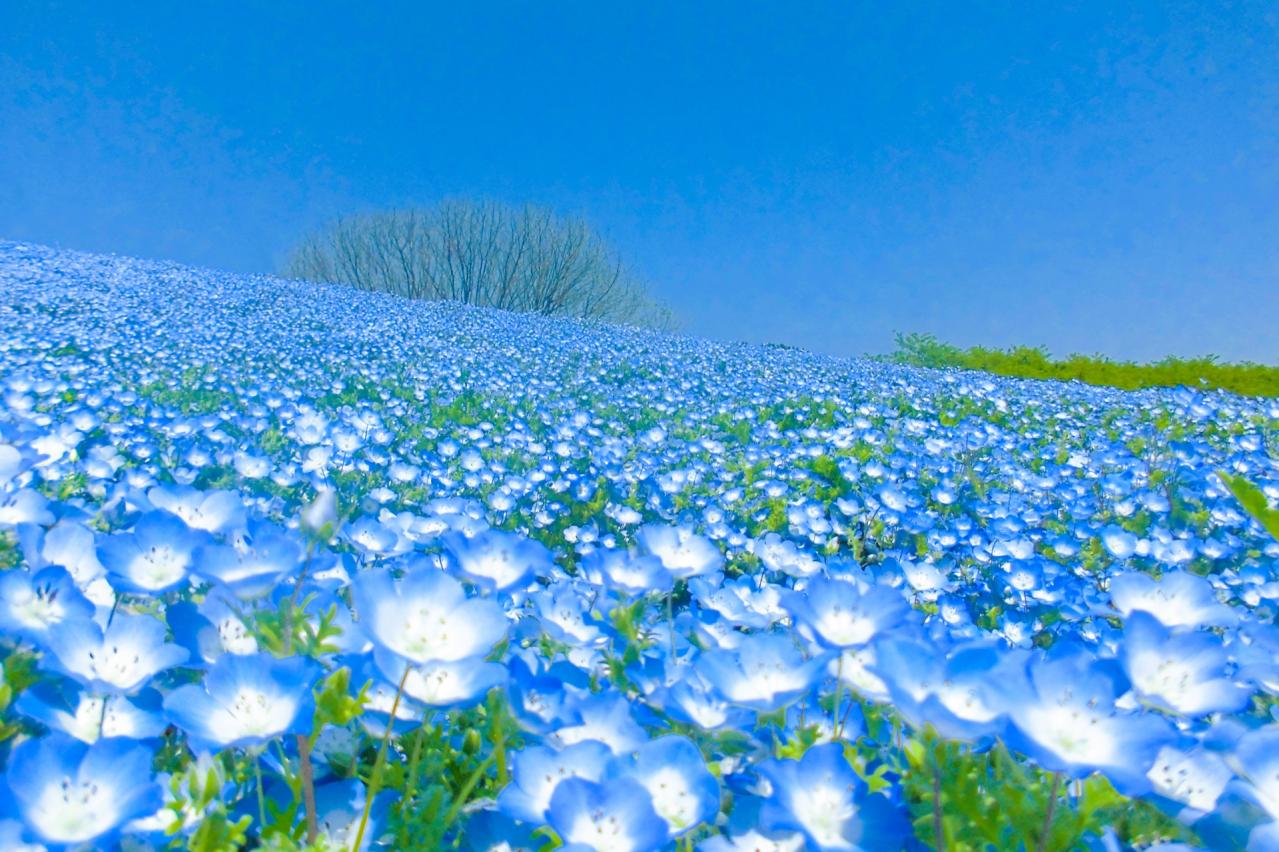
1,242,1277,848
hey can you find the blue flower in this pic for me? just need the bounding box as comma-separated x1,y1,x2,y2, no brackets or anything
43,613,188,693
351,562,508,664
16,679,166,742
11,239,1279,850
531,583,606,647
757,742,911,851
637,524,723,579
442,528,554,592
1109,570,1237,629
1145,745,1232,819
462,806,540,852
0,819,43,852
1099,525,1138,560
192,520,302,599
3,733,162,847
661,669,754,732
353,657,426,740
549,692,649,754
163,652,319,751
300,487,340,536
373,648,506,708
1003,649,1176,795
0,488,54,527
546,776,667,852
614,734,719,838
828,645,891,704
870,636,1019,742
98,510,202,594
167,593,259,665
699,827,807,850
0,565,94,642
497,741,613,824
697,633,825,712
311,779,394,851
1234,726,1279,847
579,548,673,595
1118,611,1252,716
505,652,589,734
343,515,406,557
757,533,825,578
20,519,106,588
147,485,246,534
783,577,911,649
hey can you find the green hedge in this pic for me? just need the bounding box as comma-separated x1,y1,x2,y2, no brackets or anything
885,333,1279,397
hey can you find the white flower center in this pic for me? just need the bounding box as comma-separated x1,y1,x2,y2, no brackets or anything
136,545,186,589
790,782,856,849
30,775,119,843
1024,704,1117,765
832,649,889,702
395,604,458,660
217,618,259,655
567,808,637,851
1131,654,1195,702
15,583,65,628
729,657,807,703
816,604,877,646
404,666,464,704
209,687,296,742
86,641,147,689
69,696,107,742
465,550,523,586
644,767,697,830
935,682,998,722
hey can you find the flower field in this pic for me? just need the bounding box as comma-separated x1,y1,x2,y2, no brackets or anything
3,241,1279,850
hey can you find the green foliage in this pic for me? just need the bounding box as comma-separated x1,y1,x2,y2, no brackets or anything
313,667,367,729
170,756,255,850
247,594,346,659
0,532,19,570
898,735,1195,851
0,652,41,745
383,690,520,849
1222,472,1279,541
49,341,86,357
808,454,852,502
750,496,790,536
887,332,1279,397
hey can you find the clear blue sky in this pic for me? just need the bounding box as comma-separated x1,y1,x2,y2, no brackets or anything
3,2,1277,361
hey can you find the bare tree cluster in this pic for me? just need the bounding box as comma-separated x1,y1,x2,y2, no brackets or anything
283,200,675,328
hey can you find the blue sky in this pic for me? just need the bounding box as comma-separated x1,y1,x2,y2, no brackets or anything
3,2,1277,361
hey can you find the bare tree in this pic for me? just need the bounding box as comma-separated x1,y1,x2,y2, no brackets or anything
282,200,675,328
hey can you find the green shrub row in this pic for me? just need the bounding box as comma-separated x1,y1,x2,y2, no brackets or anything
885,332,1279,397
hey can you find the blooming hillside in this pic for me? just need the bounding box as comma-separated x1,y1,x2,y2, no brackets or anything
1,241,1279,850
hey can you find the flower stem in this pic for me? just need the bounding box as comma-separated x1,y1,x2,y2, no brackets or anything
441,752,496,829
402,714,432,807
254,756,267,833
1037,772,1063,852
297,733,319,844
931,751,945,852
832,655,845,739
352,667,409,852
488,690,509,787
666,590,676,659
283,542,315,653
495,724,508,788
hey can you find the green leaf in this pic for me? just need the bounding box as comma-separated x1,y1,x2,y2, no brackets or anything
1221,472,1279,541
314,667,366,728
